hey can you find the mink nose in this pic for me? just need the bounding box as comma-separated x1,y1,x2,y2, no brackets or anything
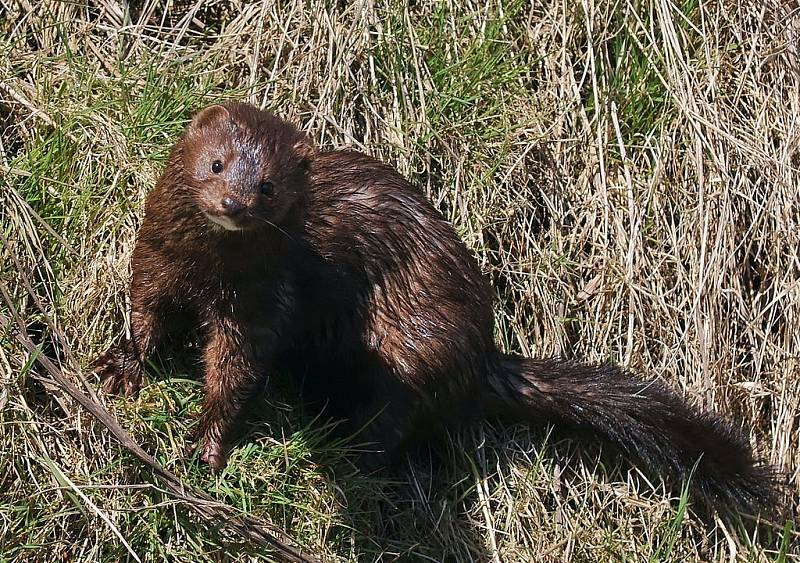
221,196,246,216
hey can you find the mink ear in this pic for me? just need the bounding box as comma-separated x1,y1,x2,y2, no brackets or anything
189,105,229,132
293,138,317,171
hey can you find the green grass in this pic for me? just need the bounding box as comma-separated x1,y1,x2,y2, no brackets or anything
1,0,799,561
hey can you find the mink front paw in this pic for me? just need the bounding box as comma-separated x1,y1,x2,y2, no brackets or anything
187,427,229,473
93,343,143,397
200,440,228,473
188,436,228,473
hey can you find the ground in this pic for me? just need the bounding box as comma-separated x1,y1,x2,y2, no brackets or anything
1,0,798,561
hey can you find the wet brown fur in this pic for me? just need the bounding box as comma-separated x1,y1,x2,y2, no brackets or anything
94,102,779,513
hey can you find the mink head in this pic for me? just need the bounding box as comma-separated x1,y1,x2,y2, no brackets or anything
179,103,315,232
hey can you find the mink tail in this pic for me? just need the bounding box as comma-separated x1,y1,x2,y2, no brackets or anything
486,355,779,513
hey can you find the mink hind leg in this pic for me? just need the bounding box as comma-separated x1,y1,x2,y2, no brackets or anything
293,353,421,472
346,386,421,473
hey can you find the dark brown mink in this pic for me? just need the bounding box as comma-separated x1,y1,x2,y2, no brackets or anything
94,102,779,514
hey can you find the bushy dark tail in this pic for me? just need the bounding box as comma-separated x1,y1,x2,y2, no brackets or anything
487,355,779,513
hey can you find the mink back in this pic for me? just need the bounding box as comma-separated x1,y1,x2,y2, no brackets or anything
285,149,499,407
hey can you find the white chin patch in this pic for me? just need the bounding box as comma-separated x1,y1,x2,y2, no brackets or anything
205,213,242,231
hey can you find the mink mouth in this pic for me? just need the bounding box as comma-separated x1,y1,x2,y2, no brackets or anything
204,211,246,231
199,205,259,232
197,198,255,232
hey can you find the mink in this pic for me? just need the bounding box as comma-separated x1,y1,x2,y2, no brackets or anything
94,102,778,513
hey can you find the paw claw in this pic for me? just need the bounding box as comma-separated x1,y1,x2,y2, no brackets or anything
92,344,143,397
193,437,228,473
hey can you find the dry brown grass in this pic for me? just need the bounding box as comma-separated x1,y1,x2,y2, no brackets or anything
1,0,799,560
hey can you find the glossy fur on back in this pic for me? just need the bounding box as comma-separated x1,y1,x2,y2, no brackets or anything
94,102,779,514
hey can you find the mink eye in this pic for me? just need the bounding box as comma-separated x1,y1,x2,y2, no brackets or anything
260,180,275,197
211,160,224,174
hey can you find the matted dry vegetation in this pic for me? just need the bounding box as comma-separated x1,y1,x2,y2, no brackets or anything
1,0,799,560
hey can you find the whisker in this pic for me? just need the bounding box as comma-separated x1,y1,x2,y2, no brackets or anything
245,211,297,243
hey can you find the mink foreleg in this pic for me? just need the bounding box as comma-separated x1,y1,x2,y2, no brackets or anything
94,264,169,396
193,316,281,472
